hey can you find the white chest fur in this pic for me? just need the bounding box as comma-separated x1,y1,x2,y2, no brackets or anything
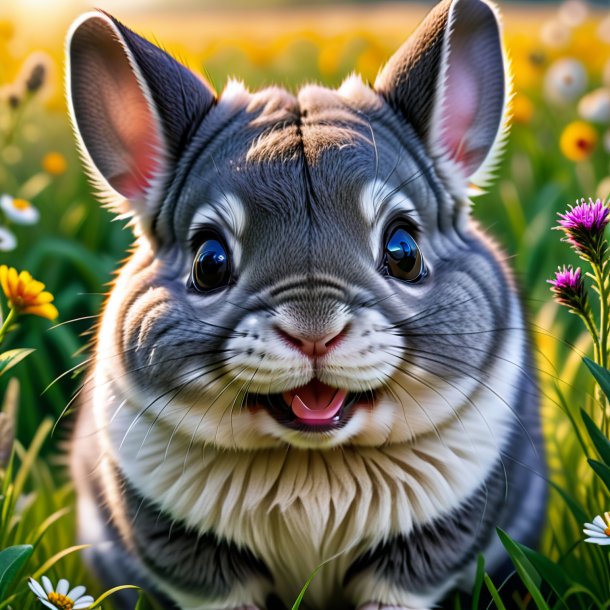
96,365,518,608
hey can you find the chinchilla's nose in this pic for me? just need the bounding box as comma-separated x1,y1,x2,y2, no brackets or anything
274,325,348,357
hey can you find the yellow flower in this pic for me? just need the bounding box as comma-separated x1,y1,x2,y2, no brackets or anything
0,266,58,320
512,94,534,125
560,121,598,162
42,152,67,176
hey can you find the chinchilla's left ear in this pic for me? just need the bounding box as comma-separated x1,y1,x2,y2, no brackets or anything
374,0,508,196
67,11,216,230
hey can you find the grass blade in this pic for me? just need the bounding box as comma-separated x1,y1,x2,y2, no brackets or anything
583,358,610,402
89,585,141,608
587,459,610,492
484,574,508,610
0,544,32,599
496,528,550,610
472,554,485,610
31,544,90,579
581,409,610,466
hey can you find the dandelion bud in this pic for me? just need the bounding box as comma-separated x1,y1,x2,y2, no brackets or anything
0,413,13,469
0,378,18,469
25,63,46,94
548,265,588,312
7,93,20,110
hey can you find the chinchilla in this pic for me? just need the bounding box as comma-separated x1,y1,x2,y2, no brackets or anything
66,0,546,608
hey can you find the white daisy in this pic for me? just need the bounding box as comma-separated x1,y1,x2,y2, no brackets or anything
0,226,17,252
579,89,610,124
583,512,610,545
28,576,94,609
540,19,571,50
558,0,588,28
0,194,39,225
544,58,587,105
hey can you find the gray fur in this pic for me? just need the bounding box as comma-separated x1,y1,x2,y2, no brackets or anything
67,1,546,609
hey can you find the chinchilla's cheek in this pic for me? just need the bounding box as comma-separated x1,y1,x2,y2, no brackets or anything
67,2,545,609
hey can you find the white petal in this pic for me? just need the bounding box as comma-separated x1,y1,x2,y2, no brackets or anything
585,536,610,545
593,515,606,529
0,195,12,211
0,226,17,252
41,600,58,610
28,577,48,599
583,529,608,538
74,596,95,609
68,585,86,600
42,576,54,594
56,578,69,595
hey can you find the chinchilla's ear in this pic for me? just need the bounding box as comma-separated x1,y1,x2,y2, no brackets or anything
67,11,215,229
374,0,508,195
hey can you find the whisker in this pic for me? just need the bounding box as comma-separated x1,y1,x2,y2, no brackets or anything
389,345,539,459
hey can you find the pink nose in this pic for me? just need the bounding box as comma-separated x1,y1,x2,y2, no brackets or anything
276,326,347,357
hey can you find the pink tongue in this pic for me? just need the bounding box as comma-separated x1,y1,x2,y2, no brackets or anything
284,380,348,421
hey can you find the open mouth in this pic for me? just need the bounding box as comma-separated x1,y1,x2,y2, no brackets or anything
247,378,373,432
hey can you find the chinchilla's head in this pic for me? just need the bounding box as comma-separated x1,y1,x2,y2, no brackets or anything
68,0,518,450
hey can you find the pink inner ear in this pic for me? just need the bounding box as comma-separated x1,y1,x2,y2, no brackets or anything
104,80,163,200
440,55,478,168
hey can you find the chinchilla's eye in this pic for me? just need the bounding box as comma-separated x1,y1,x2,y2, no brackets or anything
384,225,425,283
190,233,231,292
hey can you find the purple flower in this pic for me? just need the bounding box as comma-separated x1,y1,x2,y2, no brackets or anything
548,265,588,310
558,198,610,233
556,198,610,262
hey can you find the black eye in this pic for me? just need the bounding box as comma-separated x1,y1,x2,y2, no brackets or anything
384,225,425,282
190,234,231,293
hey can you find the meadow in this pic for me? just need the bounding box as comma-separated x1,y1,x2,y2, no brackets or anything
1,0,610,608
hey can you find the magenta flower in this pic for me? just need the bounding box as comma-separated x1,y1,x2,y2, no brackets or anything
548,265,587,310
558,198,610,233
556,198,610,262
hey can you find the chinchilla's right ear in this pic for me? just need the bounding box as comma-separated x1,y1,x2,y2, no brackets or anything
374,0,508,198
67,12,215,232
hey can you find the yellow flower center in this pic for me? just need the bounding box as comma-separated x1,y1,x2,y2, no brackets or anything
12,198,30,211
42,152,67,175
47,592,74,610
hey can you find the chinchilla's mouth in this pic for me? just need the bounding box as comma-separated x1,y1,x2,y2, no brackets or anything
246,378,374,432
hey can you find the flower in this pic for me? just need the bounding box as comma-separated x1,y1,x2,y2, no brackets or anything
0,226,17,252
512,94,534,125
558,0,588,28
555,198,610,262
558,198,610,235
28,576,94,609
0,266,58,320
548,265,587,310
540,19,571,50
584,512,610,545
42,152,67,176
0,194,39,225
544,58,587,105
17,52,51,96
578,89,610,124
560,121,597,162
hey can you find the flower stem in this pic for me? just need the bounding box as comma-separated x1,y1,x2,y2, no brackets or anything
593,264,608,367
0,308,17,346
591,261,610,432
